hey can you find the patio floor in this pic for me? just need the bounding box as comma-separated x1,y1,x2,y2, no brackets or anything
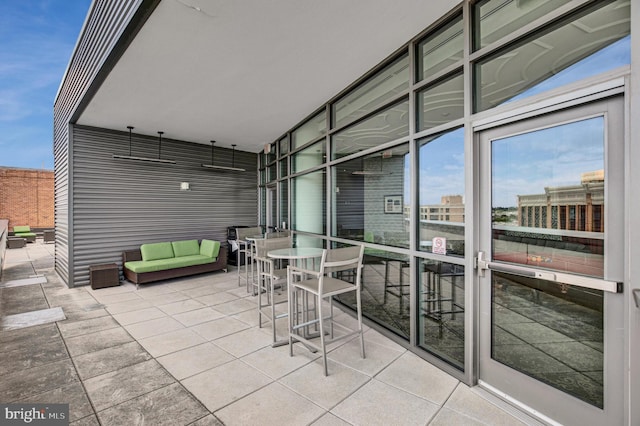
0,241,543,425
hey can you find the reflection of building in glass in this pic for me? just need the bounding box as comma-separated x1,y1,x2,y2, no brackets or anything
413,195,465,223
517,170,604,232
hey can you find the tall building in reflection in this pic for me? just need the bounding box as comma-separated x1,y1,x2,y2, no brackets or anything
517,170,604,232
416,195,465,223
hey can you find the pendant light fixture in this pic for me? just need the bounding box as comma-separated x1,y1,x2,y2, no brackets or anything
201,141,245,172
113,126,176,164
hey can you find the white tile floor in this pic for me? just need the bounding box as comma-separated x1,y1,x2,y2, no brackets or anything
83,271,542,426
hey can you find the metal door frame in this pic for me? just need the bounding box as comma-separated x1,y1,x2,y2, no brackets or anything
475,96,625,425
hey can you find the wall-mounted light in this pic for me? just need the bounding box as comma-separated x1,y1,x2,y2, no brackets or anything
180,182,190,191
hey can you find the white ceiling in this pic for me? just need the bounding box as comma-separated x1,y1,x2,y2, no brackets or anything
77,0,458,153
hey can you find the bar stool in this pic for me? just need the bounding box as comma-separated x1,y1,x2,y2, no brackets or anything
235,226,262,291
254,236,292,345
288,245,365,376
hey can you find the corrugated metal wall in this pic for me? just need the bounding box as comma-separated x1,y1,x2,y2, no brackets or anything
53,0,154,286
71,125,258,287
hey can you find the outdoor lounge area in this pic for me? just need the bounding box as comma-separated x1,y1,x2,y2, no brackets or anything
48,0,639,424
0,241,540,425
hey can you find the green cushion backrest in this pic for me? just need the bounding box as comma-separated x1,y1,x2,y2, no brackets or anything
13,226,31,233
172,240,201,257
199,239,220,258
140,242,175,261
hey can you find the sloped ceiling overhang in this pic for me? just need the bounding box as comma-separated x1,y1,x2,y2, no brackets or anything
76,0,458,153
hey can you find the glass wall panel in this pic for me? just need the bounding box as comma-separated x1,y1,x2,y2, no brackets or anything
279,136,289,156
279,159,287,178
418,128,465,257
292,141,326,174
335,248,410,340
474,0,630,112
292,111,326,149
265,143,277,164
473,0,571,51
259,186,266,228
333,144,410,248
332,54,409,129
417,15,463,82
267,165,277,182
332,100,409,160
292,170,326,235
418,258,465,369
280,180,288,230
417,73,464,132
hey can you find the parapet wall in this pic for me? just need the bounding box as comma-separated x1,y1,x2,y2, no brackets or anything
0,167,54,230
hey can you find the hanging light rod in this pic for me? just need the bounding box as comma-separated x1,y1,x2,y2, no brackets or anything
351,170,391,176
113,154,177,164
113,127,176,164
201,141,245,172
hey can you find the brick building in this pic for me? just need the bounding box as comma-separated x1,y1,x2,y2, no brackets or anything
0,167,54,230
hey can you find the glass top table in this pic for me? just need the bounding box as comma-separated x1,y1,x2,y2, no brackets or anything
267,247,324,260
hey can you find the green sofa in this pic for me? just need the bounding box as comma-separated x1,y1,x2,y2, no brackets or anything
13,225,36,243
123,239,227,285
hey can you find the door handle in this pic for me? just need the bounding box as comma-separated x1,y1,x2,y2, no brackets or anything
633,289,640,308
476,251,622,293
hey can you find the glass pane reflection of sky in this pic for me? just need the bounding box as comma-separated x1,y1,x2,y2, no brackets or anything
508,35,630,104
492,117,604,208
415,128,465,205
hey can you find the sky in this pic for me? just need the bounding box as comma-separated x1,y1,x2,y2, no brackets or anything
0,0,92,170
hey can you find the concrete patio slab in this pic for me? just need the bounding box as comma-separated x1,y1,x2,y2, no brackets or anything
0,358,78,402
96,383,209,426
0,306,66,331
216,382,326,425
181,359,272,412
83,359,175,411
65,326,134,357
279,359,371,410
331,379,440,425
0,276,47,288
0,333,68,375
73,341,153,380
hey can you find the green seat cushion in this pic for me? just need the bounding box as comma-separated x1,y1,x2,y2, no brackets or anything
15,232,36,237
172,240,200,257
140,242,174,261
200,239,220,259
170,255,216,268
13,226,31,233
125,255,214,273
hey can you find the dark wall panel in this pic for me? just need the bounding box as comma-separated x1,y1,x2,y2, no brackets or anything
71,125,257,287
54,0,145,285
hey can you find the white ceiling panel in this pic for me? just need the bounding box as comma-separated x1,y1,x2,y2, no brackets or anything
78,0,458,152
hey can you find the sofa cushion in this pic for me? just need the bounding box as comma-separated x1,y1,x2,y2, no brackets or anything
140,242,174,261
172,240,200,257
13,225,31,233
15,232,37,237
169,255,216,268
200,239,220,258
125,255,214,273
